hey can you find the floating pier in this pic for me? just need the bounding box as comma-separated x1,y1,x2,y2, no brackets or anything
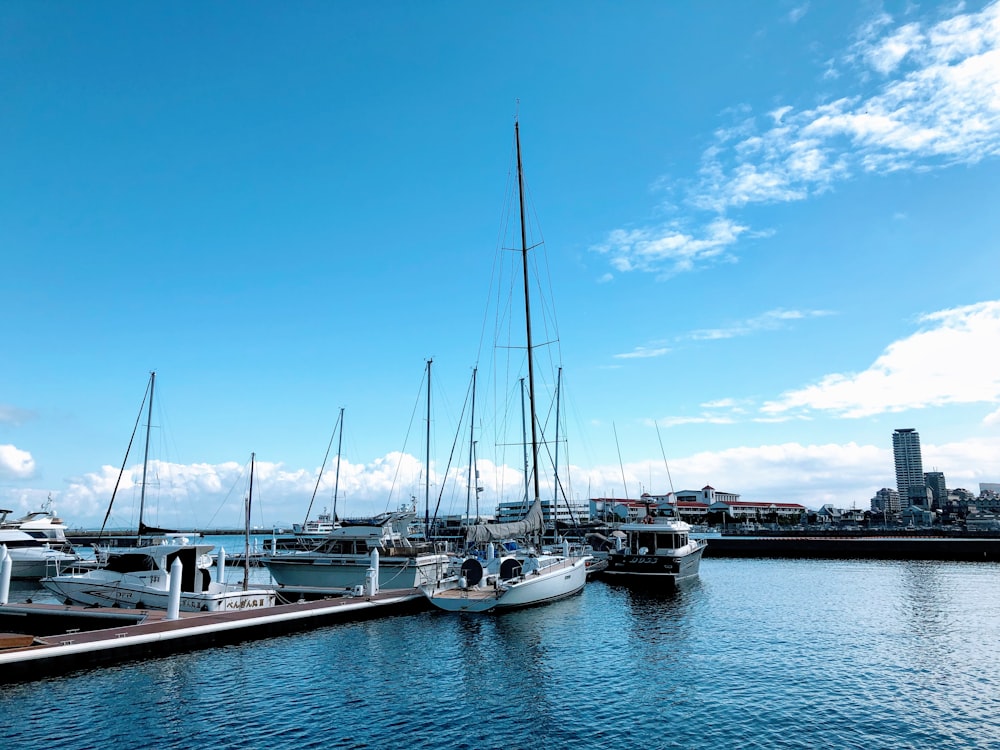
0,589,427,684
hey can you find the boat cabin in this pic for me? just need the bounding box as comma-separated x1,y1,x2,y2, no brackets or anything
625,527,690,555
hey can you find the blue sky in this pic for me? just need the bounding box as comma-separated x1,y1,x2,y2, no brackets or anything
3,1,1000,530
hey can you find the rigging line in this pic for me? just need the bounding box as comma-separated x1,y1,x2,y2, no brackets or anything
431,370,474,526
386,363,430,513
655,420,676,496
98,373,152,541
614,421,630,501
303,409,343,529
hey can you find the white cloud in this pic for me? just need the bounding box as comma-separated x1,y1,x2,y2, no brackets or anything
595,1,1000,276
593,217,749,277
762,300,1000,418
0,444,35,479
578,435,1000,508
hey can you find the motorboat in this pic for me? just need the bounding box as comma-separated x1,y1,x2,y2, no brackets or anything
0,499,76,555
40,535,275,612
598,511,708,587
0,528,78,580
262,509,450,593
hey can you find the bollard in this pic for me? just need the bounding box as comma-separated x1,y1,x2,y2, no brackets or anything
364,548,380,596
0,545,11,605
217,546,226,582
166,556,183,620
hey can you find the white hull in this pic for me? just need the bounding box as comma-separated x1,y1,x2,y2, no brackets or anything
265,553,450,590
425,556,588,613
41,571,274,612
8,551,78,580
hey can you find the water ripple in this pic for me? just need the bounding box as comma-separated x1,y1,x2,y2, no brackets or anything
5,559,1000,749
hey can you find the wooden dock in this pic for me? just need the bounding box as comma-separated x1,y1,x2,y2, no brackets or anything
0,588,427,683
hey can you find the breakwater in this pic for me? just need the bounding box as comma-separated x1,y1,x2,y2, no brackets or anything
702,530,1000,560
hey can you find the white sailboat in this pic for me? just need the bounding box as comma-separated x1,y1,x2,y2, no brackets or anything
424,119,589,613
41,373,275,612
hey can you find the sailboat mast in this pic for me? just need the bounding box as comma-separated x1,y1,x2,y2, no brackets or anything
516,121,541,507
244,452,254,591
466,367,477,518
425,358,432,530
332,407,344,520
138,370,155,543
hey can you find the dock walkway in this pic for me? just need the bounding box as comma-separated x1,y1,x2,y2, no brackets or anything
0,588,426,683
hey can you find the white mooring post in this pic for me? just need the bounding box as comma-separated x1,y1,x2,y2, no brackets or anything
216,546,226,582
0,545,11,605
364,548,380,597
166,556,183,620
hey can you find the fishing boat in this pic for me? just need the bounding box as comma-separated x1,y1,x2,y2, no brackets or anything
598,509,707,587
424,119,589,613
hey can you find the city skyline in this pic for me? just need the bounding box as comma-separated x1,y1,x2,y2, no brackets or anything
3,2,1000,530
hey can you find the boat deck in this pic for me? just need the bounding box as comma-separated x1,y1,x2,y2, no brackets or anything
0,588,426,683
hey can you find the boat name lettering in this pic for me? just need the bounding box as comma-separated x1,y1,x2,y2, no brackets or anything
625,556,659,565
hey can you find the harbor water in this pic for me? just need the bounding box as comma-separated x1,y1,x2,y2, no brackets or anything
3,555,1000,749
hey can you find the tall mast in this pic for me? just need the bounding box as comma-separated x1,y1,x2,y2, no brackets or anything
516,120,541,508
244,452,254,591
466,367,477,519
425,358,432,530
332,407,344,520
520,377,529,509
138,370,155,543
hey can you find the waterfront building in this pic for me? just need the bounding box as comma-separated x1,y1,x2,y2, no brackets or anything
893,428,926,507
495,497,590,527
590,489,805,526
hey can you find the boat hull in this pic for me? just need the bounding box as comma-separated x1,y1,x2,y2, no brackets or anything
8,552,78,580
264,553,450,590
599,541,706,587
40,573,275,612
425,556,588,613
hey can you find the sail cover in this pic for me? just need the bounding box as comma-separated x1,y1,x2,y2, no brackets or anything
464,498,544,544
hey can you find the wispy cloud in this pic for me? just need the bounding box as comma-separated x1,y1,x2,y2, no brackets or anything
0,406,37,426
596,1,1000,276
594,217,749,278
613,345,671,360
687,308,834,340
617,307,831,367
762,299,1000,418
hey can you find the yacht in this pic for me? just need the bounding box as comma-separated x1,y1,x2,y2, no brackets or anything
599,511,708,587
0,528,78,579
262,509,450,593
40,535,275,612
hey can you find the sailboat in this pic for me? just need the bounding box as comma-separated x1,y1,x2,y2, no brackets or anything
41,373,276,612
424,120,590,613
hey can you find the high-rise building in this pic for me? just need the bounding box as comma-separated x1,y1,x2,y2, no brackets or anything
924,471,947,510
893,428,925,507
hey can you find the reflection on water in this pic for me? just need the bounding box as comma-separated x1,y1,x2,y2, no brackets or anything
4,558,1000,749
